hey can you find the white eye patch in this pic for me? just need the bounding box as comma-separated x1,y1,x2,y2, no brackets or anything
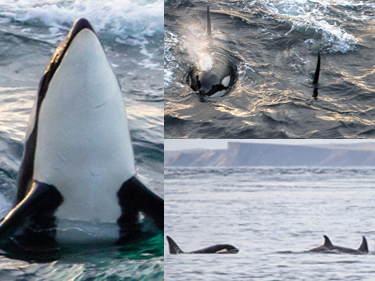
221,76,230,87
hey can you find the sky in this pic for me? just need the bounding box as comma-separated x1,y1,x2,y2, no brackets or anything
164,139,375,151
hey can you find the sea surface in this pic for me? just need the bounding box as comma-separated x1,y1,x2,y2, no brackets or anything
0,0,164,280
165,166,375,280
164,0,375,138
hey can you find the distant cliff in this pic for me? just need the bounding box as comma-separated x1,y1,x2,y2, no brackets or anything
164,142,375,167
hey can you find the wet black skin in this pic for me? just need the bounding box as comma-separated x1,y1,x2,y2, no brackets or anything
312,52,320,100
186,6,237,97
309,235,368,255
187,64,237,96
167,236,239,254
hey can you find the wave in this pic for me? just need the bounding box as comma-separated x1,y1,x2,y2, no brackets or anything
165,166,375,179
254,0,364,53
0,0,163,45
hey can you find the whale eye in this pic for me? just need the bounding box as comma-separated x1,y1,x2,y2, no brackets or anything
221,76,230,87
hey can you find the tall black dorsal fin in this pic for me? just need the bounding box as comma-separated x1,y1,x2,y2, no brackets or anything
358,236,369,253
166,236,184,254
207,6,211,37
313,51,320,84
323,235,333,249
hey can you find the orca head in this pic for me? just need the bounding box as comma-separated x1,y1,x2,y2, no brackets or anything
226,245,240,254
19,18,135,223
187,64,236,97
185,6,237,97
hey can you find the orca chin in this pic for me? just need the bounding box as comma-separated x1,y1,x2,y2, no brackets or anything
166,236,239,254
0,18,163,255
186,6,237,97
308,235,368,255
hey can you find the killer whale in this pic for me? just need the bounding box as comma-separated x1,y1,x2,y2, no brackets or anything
0,18,163,253
186,6,237,97
166,236,239,254
308,235,368,254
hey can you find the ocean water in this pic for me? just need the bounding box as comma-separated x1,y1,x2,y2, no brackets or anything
0,0,164,279
164,0,375,138
165,167,375,280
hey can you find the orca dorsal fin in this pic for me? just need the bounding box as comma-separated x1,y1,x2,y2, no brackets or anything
323,235,333,249
313,51,320,84
207,6,212,37
358,236,369,253
166,236,184,254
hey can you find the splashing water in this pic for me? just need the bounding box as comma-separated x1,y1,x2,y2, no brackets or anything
258,0,359,53
0,0,164,45
194,51,213,72
180,20,214,72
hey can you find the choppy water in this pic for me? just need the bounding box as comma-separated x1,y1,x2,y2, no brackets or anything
165,167,375,280
0,0,164,279
164,0,375,138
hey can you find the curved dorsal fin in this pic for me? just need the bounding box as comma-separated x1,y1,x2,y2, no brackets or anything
167,236,184,254
207,6,211,37
313,51,320,84
323,235,333,249
358,236,369,253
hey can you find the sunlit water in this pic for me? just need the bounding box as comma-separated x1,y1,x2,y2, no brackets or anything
0,0,164,279
164,0,375,138
165,167,375,280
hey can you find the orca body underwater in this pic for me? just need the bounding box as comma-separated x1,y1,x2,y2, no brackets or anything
166,236,239,254
186,6,237,97
0,18,163,253
308,235,368,255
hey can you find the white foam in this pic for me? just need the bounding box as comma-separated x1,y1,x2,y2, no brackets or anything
164,31,179,88
177,20,215,72
137,45,162,70
164,68,174,88
256,0,360,53
196,55,213,72
0,0,163,44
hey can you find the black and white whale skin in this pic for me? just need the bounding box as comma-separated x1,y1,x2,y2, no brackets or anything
167,236,239,254
0,18,163,253
186,6,237,97
312,52,321,100
308,235,368,255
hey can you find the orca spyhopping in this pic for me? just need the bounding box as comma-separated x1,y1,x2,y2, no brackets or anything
0,18,164,254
